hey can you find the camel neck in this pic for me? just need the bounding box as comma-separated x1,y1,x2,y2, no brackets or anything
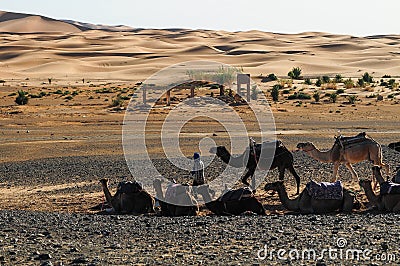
373,170,385,184
276,186,299,211
362,185,379,206
219,148,248,168
306,146,333,163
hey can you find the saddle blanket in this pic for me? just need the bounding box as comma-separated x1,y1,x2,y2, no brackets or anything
380,182,400,195
306,180,343,200
220,187,253,202
337,132,366,147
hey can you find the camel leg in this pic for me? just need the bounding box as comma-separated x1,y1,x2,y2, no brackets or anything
331,163,340,182
241,168,254,186
344,162,358,181
287,164,301,195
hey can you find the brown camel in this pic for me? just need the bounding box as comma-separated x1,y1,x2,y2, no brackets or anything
264,181,358,214
359,166,400,212
99,178,155,214
359,180,400,212
152,178,198,216
197,185,265,215
297,135,389,182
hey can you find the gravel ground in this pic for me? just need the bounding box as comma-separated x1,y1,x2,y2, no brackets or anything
0,211,399,265
0,147,399,265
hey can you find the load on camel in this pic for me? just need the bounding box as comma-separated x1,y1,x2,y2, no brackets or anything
264,179,360,214
99,178,155,214
297,132,389,182
359,166,400,212
196,185,266,215
210,139,301,195
152,178,199,216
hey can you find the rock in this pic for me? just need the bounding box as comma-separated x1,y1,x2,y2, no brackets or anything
38,253,52,260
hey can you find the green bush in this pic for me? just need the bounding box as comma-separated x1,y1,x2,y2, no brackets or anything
336,89,345,94
15,90,28,105
357,78,365,87
329,93,337,103
304,78,312,85
334,74,343,83
362,72,373,83
322,76,330,83
288,92,311,100
271,85,280,102
347,95,358,104
288,67,302,79
313,91,321,102
315,78,322,87
344,78,355,89
267,73,278,81
110,95,124,107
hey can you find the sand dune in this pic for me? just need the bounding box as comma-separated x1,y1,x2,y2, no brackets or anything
0,10,399,80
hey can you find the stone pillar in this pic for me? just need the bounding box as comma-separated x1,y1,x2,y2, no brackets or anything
237,73,251,101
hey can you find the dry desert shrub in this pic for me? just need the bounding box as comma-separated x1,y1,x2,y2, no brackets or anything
322,82,337,90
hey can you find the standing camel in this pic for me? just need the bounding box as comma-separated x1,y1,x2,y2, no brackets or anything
297,134,389,182
209,140,301,194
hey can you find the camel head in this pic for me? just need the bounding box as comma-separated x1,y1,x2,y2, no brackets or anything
264,181,284,192
99,178,108,186
209,146,228,157
296,142,315,152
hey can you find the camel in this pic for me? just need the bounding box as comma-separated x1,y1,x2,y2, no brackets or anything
359,180,400,212
99,178,155,214
359,166,400,212
196,185,265,215
152,178,198,216
296,134,389,182
264,181,358,214
210,140,301,194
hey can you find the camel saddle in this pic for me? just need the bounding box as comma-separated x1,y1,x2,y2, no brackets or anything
335,132,367,149
380,182,400,195
117,181,142,194
306,180,343,200
219,187,253,202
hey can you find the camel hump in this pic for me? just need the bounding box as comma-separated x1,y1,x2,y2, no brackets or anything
220,187,253,202
117,181,142,194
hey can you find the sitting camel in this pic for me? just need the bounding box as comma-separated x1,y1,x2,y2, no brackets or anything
210,140,301,194
99,178,155,214
297,133,389,182
153,178,198,216
196,185,265,215
264,181,358,214
359,167,400,212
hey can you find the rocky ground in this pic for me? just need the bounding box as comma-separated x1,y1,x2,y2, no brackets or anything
0,210,399,266
0,147,399,265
